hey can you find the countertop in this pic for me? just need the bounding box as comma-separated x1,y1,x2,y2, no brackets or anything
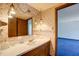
0,35,50,56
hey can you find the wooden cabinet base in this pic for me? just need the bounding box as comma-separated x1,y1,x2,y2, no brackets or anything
22,41,50,56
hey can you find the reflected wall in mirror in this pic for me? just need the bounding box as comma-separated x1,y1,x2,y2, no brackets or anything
0,20,7,35
8,17,17,37
8,17,33,37
0,20,7,27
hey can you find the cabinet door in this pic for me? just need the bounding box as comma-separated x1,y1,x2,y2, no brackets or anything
22,41,50,56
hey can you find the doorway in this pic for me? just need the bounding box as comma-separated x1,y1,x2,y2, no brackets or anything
55,3,79,56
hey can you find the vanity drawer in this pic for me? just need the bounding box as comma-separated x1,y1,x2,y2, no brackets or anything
22,41,50,56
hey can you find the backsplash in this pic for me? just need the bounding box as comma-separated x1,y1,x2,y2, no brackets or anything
0,25,8,42
0,4,8,42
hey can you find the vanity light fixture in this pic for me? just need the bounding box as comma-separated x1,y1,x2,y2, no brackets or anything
8,3,16,18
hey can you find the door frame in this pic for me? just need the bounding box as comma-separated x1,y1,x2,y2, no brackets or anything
55,3,76,55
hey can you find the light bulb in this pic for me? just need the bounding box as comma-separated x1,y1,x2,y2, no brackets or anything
9,7,16,15
10,11,16,15
8,15,13,19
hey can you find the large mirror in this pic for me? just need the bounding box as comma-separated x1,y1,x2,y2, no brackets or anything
8,4,33,37
8,17,33,37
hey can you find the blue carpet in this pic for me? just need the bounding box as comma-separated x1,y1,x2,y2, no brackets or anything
57,37,79,56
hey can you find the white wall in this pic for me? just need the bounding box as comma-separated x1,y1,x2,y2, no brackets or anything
58,4,79,40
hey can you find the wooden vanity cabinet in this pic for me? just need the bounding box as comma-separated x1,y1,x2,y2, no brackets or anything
22,41,50,56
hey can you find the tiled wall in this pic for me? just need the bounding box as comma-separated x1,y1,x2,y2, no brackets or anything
0,4,8,42
32,8,54,55
32,11,53,35
0,25,8,42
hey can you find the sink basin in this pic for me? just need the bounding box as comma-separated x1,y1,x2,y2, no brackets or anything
27,39,37,45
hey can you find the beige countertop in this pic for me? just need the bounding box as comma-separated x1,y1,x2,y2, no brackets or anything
0,35,50,56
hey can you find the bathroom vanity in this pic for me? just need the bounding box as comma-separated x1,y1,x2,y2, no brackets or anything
21,41,50,56
0,35,50,56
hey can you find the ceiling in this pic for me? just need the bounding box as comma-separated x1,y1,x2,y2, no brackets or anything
28,3,63,11
14,3,39,19
0,3,64,21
